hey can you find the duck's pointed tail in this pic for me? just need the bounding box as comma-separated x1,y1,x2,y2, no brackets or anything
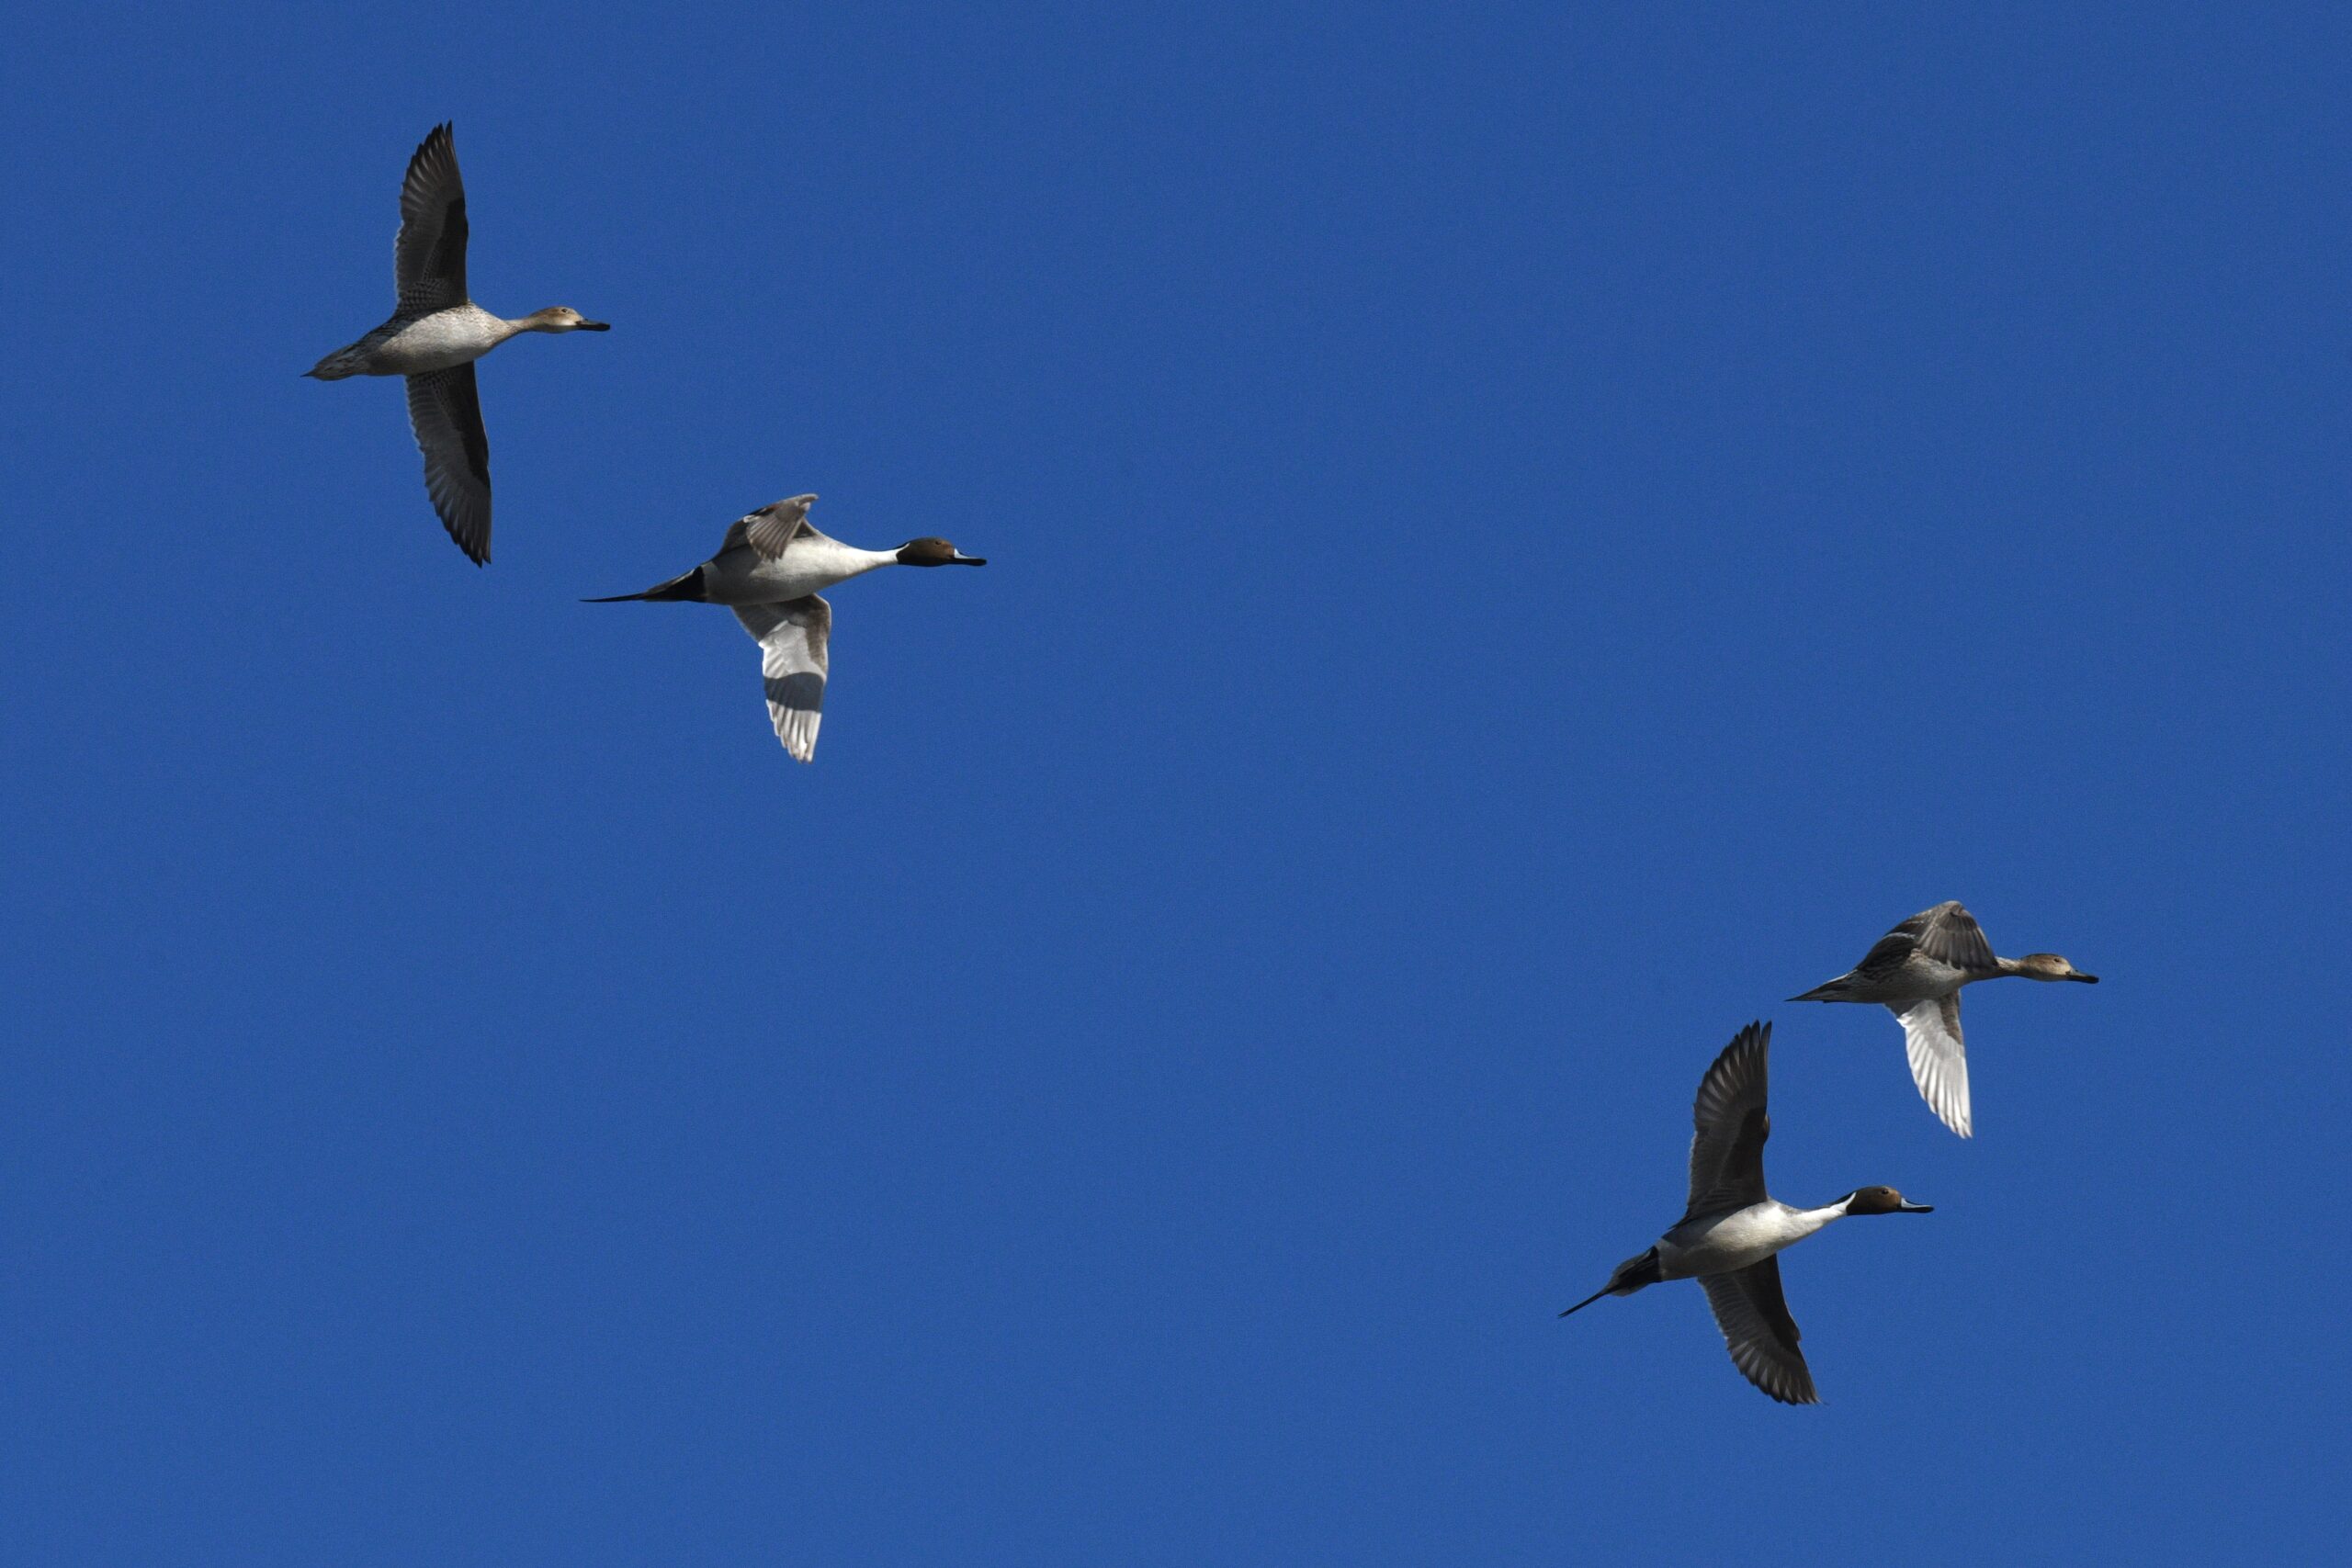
1558,1285,1612,1318
305,345,365,380
583,566,707,604
1560,1247,1661,1316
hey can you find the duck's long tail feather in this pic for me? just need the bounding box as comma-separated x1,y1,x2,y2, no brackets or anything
583,566,707,603
1558,1285,1612,1318
1560,1247,1661,1317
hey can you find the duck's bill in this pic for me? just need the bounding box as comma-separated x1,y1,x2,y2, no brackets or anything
579,320,612,331
2068,972,2099,983
951,551,988,565
1896,1201,1935,1213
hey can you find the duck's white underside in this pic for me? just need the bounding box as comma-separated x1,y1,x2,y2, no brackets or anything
368,305,511,375
702,537,899,604
1658,1200,1845,1279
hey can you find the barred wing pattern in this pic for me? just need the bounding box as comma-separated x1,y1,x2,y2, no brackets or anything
733,596,831,761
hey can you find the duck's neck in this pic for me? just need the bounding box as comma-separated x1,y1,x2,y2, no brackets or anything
1781,1195,1856,1236
1988,955,2027,978
790,536,901,582
842,545,904,576
496,310,568,341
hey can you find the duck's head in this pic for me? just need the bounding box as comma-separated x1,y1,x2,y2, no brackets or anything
896,537,987,567
1842,1186,1934,1215
524,306,611,333
2017,953,2098,983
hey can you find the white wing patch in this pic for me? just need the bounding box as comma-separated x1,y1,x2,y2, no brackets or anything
733,596,831,762
1894,994,1972,1138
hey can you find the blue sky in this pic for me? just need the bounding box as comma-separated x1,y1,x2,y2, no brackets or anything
5,3,2348,1562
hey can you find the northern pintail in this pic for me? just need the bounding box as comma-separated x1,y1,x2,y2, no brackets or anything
1791,900,2097,1138
1560,1022,1931,1405
586,494,985,762
307,123,609,564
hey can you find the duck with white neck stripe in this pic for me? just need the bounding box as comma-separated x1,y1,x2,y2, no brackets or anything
1559,1022,1932,1405
587,493,985,763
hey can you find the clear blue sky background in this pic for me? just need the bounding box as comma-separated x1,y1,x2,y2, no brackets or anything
5,4,2347,1562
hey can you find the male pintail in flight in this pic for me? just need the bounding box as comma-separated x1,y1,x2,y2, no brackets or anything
586,494,984,762
1560,1022,1933,1404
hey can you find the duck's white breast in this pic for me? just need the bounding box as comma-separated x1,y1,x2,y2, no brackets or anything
1658,1201,1830,1278
703,536,893,604
371,306,507,374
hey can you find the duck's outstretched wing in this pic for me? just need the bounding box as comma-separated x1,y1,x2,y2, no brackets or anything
395,122,469,312
1699,1258,1818,1404
1891,900,1996,972
1893,994,1972,1137
1684,1022,1771,1221
719,494,822,560
404,366,492,564
734,595,831,761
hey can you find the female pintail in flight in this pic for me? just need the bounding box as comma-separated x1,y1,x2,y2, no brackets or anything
586,494,985,762
1791,900,2098,1139
307,123,609,564
1560,1021,1932,1405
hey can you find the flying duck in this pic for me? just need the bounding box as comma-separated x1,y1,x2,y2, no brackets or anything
586,494,984,762
307,123,608,563
1560,1022,1933,1404
1792,901,2098,1137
